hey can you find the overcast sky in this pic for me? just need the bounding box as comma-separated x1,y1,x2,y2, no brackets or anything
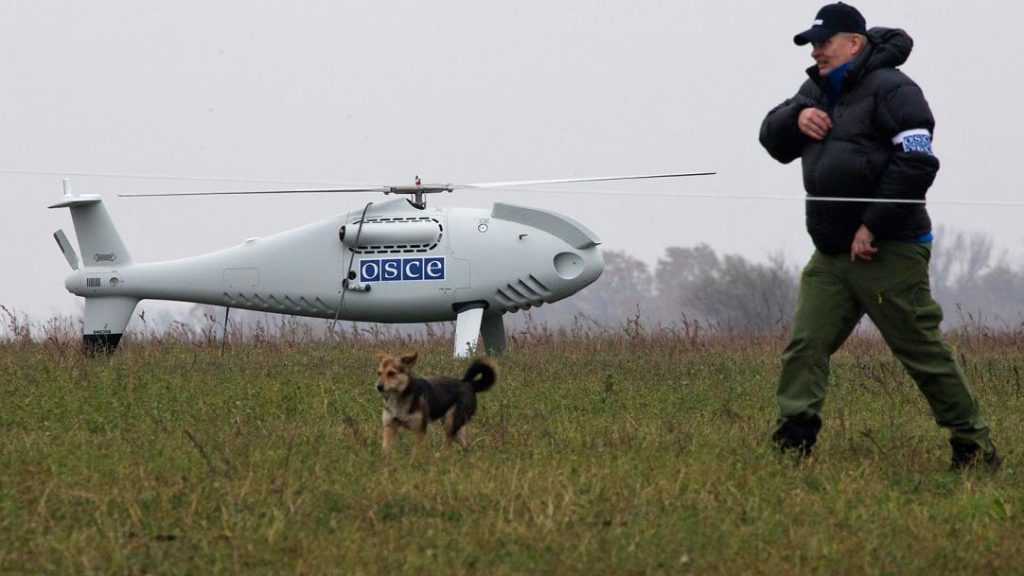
3,1,1023,323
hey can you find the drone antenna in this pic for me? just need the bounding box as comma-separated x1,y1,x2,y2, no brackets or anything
221,307,231,355
326,201,375,348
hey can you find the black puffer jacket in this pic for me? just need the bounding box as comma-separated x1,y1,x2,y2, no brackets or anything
760,27,939,255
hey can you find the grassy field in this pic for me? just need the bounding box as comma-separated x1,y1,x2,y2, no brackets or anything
0,326,1022,575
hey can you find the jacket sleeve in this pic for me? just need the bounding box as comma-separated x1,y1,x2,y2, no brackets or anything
759,81,816,164
862,79,940,235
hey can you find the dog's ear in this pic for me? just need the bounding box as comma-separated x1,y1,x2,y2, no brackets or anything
400,352,418,367
374,351,390,361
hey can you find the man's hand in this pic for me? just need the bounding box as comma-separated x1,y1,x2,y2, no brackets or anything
851,224,878,262
798,107,833,141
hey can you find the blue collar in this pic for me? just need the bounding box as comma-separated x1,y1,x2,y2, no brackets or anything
825,61,853,101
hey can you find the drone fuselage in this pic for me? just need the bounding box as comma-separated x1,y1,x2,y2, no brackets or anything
56,197,603,353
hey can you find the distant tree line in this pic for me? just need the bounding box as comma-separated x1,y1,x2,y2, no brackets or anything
527,226,1024,333
928,226,1024,329
529,244,799,332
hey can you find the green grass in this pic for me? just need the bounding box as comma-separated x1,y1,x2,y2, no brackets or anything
0,331,1021,574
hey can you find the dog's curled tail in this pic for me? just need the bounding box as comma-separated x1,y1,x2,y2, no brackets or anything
462,358,497,393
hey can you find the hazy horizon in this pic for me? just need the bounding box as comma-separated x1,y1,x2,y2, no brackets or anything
4,1,1022,323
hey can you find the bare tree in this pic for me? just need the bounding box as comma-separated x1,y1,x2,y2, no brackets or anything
688,252,797,331
654,244,720,321
654,244,797,331
931,225,995,302
554,250,655,326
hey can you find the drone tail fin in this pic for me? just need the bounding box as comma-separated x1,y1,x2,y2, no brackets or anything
48,181,133,268
49,180,138,353
82,296,139,354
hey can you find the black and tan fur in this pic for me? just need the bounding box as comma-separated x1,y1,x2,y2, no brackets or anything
375,352,497,453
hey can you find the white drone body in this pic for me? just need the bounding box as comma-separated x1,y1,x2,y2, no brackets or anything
50,181,605,356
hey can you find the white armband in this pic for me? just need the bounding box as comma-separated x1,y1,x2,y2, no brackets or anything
892,129,934,155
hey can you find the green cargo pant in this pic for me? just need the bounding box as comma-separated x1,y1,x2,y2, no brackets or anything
775,241,993,451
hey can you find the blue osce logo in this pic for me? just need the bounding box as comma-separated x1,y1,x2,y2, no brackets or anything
900,133,933,155
360,257,445,282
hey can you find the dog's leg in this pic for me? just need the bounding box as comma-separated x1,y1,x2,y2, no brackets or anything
382,412,398,453
455,425,471,450
410,412,428,454
441,406,458,451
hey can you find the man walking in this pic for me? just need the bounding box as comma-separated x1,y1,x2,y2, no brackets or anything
759,3,999,469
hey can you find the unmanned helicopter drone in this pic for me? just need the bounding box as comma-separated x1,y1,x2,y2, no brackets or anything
50,172,712,356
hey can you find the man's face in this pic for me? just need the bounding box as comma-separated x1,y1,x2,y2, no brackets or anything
810,33,861,76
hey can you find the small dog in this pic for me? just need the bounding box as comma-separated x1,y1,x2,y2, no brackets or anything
375,351,497,453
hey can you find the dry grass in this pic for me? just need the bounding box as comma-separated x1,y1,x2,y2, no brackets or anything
0,322,1021,574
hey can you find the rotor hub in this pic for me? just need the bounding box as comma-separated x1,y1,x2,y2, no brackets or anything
385,179,453,208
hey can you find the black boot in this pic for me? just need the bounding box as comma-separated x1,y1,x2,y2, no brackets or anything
949,438,1002,472
772,414,822,457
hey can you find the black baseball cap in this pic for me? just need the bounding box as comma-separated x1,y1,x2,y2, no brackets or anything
793,3,866,45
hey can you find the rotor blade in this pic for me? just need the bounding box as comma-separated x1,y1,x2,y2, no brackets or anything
119,187,389,198
0,167,357,188
459,186,1024,206
53,229,80,270
456,171,716,189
